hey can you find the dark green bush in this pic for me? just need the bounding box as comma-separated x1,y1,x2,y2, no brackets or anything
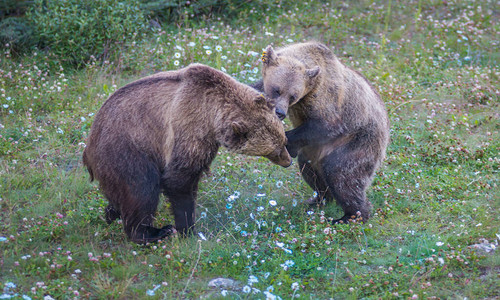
140,1,183,22
26,0,148,67
0,0,32,19
141,0,293,25
0,17,35,53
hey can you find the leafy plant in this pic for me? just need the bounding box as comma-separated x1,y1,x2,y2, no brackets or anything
0,0,32,19
140,0,295,25
0,17,35,53
26,0,148,66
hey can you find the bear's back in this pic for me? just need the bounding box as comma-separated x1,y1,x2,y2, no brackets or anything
84,71,185,168
99,71,182,120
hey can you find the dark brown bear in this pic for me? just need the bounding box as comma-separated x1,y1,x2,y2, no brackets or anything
252,42,389,224
83,63,291,243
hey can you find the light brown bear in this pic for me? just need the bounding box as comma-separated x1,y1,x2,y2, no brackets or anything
83,63,291,243
252,42,389,224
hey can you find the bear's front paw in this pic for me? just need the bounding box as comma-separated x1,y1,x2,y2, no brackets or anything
286,143,299,158
155,225,176,241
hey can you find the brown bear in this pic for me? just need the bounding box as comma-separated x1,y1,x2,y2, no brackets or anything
83,63,291,243
252,42,390,224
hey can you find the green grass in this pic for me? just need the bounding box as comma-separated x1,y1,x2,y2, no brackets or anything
1,0,498,298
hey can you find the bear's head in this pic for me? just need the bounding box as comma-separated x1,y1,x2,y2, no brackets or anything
221,94,292,168
260,45,321,118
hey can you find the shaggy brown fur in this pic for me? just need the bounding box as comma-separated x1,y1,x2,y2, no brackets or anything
252,42,389,223
83,63,291,243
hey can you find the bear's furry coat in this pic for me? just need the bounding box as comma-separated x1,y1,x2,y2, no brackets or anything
253,42,389,223
83,64,291,243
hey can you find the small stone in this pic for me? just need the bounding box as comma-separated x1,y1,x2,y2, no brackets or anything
208,278,240,290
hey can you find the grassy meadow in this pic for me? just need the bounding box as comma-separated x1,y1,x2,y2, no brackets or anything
0,0,498,299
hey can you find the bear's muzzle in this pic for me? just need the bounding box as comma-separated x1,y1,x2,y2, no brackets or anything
266,146,292,168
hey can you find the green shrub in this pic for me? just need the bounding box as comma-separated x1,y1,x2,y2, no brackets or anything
140,0,182,23
141,0,293,25
26,0,148,67
0,0,32,19
0,17,35,53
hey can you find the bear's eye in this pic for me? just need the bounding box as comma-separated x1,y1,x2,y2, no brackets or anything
289,95,296,103
272,87,281,98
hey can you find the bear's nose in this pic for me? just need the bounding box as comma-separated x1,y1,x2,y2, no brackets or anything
276,107,286,120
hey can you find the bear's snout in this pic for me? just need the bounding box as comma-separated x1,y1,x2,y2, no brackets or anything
276,106,287,120
266,146,292,168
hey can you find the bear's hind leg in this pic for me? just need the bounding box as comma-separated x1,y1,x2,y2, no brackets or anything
120,186,175,244
321,147,375,224
110,156,174,243
123,175,176,243
298,154,332,206
329,183,372,224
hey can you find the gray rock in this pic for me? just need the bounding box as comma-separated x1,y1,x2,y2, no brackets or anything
208,278,241,290
471,238,497,254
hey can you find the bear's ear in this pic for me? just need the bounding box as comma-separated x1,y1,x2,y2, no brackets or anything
306,66,320,79
261,45,278,67
231,121,247,136
255,94,275,110
255,94,266,106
